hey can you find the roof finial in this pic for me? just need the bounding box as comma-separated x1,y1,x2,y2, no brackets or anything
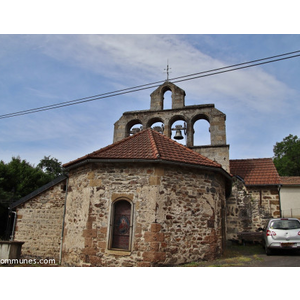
164,60,171,82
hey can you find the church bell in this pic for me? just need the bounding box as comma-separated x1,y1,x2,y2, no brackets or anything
173,125,184,140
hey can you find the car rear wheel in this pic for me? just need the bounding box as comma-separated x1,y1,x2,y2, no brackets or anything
265,245,272,256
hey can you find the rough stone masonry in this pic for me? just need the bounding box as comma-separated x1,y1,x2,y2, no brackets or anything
61,162,227,266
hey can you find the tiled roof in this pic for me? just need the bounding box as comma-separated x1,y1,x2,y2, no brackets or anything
64,128,222,169
280,176,300,186
229,158,281,186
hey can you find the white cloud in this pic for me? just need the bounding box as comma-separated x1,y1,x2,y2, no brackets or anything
1,34,299,165
28,35,294,115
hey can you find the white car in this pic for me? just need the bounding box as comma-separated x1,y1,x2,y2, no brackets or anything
263,218,300,255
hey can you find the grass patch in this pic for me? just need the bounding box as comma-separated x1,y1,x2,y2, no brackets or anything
182,243,265,267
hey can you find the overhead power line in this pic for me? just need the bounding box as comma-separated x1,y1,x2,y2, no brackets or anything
1,49,300,120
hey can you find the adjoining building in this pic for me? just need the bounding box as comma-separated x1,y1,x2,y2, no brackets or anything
227,158,281,241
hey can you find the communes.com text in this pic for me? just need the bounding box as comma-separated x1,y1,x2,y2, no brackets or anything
0,258,56,265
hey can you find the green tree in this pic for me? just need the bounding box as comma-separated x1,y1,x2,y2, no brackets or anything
37,155,64,178
0,155,64,239
0,156,64,204
273,134,300,176
0,157,52,202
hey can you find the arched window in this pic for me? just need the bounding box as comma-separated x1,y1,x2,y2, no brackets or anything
110,200,133,251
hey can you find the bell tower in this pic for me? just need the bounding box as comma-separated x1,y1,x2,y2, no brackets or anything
113,81,230,172
150,81,186,110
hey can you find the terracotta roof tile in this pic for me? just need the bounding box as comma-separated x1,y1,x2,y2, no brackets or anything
229,158,280,186
64,128,222,169
280,176,300,185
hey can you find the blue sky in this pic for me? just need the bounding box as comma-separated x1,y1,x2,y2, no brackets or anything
1,34,300,166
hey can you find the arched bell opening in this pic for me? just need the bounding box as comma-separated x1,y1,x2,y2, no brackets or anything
169,116,187,146
191,114,211,146
126,119,143,137
147,117,164,134
150,82,185,111
193,119,211,146
160,85,172,110
162,90,172,110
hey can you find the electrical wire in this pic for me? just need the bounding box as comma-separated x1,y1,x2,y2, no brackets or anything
1,49,300,120
172,52,300,84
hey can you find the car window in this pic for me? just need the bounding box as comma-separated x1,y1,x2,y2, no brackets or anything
269,220,300,230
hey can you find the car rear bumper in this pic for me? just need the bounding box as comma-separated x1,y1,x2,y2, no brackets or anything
268,242,300,249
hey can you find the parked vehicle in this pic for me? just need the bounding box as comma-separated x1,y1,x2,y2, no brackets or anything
263,218,300,255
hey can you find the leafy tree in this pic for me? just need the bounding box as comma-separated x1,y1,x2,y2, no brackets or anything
0,156,64,204
37,155,64,178
0,155,64,239
0,157,50,202
273,134,300,176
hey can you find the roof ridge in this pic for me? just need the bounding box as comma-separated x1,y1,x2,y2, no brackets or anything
147,129,161,159
230,158,272,161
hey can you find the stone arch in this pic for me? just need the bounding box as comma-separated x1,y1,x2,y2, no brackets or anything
169,115,187,144
169,114,187,124
150,82,185,110
159,84,173,111
191,113,210,124
146,117,165,134
146,117,164,128
126,119,143,137
161,83,172,95
191,114,211,146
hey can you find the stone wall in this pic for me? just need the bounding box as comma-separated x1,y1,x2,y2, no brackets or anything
226,177,280,241
14,182,66,261
156,167,226,265
62,162,227,266
191,145,230,172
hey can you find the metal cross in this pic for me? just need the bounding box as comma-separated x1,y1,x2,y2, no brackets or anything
164,61,171,82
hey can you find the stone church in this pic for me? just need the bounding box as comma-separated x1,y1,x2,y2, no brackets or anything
11,81,281,266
